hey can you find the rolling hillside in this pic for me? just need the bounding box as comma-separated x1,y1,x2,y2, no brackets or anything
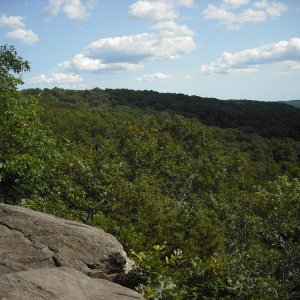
23,88,300,140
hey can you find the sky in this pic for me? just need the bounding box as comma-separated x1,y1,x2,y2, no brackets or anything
1,0,300,101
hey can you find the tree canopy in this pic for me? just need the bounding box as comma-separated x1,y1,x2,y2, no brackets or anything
1,46,300,299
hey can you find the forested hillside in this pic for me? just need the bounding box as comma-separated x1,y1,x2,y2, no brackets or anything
1,47,300,299
279,100,300,108
23,88,300,140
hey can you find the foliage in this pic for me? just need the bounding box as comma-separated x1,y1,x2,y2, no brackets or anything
23,87,300,140
123,245,285,299
1,46,300,299
0,45,29,92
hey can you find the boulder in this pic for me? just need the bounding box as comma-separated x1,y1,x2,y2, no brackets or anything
0,203,130,279
0,267,143,299
0,204,144,299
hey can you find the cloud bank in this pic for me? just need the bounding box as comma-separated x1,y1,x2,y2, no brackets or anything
30,2,196,85
59,20,195,73
201,38,300,74
202,0,287,29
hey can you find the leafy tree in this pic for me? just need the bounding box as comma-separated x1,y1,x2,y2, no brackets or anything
0,46,59,207
0,45,29,92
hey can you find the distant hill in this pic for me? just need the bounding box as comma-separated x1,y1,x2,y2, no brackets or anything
22,88,300,140
279,100,300,108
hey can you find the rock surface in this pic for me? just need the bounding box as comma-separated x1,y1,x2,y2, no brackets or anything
0,267,143,300
0,203,144,300
0,203,129,279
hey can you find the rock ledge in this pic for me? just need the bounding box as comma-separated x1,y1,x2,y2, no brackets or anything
0,203,144,300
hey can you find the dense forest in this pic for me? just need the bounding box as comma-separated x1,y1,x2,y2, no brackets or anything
1,46,300,299
22,87,300,140
280,100,300,108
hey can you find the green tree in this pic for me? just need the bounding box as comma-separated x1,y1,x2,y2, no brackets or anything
0,45,55,204
0,45,29,92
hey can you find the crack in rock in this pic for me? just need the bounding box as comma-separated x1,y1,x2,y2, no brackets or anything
0,221,60,267
0,221,38,248
0,204,131,281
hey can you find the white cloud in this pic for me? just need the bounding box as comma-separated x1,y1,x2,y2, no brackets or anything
59,54,143,72
129,0,178,20
152,20,194,36
222,0,249,8
0,14,25,28
28,72,83,85
176,0,195,7
129,0,195,20
86,27,195,63
201,38,300,74
44,0,96,20
6,28,39,45
254,0,286,16
203,5,235,27
59,20,195,73
135,72,171,82
202,0,287,29
44,0,63,17
239,8,266,22
0,14,38,45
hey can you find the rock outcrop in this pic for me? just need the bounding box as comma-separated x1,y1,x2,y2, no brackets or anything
0,267,142,300
0,203,144,300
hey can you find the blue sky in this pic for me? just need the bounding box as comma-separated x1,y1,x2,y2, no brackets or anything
1,0,300,101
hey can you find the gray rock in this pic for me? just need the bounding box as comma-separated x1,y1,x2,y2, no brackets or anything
0,204,129,279
0,267,144,299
